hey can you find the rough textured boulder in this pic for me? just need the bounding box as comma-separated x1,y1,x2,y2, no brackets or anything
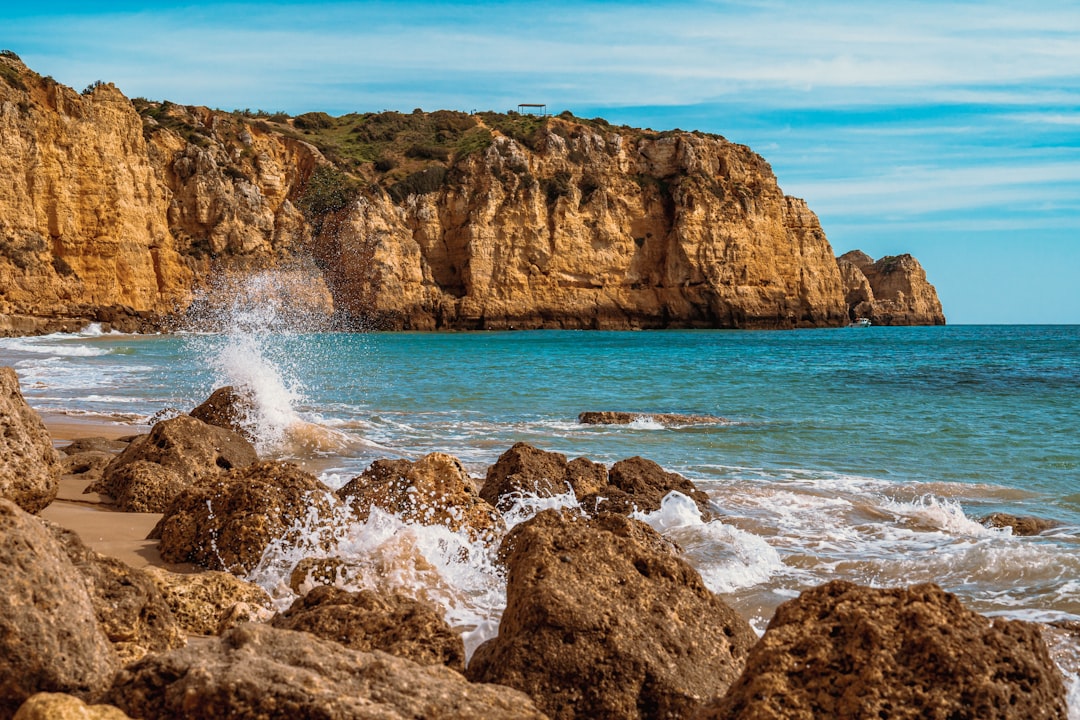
142,567,273,636
105,622,548,720
62,437,132,455
480,443,608,511
337,452,505,543
0,367,61,513
468,509,757,719
271,585,466,671
59,450,115,486
580,455,714,518
981,512,1061,536
837,251,945,325
14,693,134,720
93,414,258,511
189,386,254,437
702,580,1067,720
151,460,342,574
47,523,184,664
0,499,117,715
578,411,728,426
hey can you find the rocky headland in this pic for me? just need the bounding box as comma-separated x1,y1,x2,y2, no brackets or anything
0,51,943,335
0,368,1069,719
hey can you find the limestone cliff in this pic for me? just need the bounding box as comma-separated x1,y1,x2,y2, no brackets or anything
837,250,945,326
0,52,939,332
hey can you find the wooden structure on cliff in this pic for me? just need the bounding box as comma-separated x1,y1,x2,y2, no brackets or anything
517,103,548,116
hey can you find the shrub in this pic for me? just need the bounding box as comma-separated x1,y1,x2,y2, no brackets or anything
294,111,334,130
297,165,361,219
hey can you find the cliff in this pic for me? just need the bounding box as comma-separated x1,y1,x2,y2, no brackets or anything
0,51,940,332
837,250,945,326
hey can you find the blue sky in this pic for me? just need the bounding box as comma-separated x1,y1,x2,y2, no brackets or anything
4,1,1079,323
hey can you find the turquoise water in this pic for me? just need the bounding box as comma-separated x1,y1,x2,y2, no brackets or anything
3,322,1080,677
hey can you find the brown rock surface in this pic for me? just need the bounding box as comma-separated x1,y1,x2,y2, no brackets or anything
981,512,1062,536
337,452,504,543
580,455,714,518
271,585,467,671
480,442,607,511
14,693,134,720
0,367,61,512
94,414,258,511
47,522,185,663
189,385,254,436
151,460,342,574
0,499,117,716
837,250,945,325
468,509,756,719
142,566,274,636
105,622,548,720
578,411,728,425
702,580,1067,720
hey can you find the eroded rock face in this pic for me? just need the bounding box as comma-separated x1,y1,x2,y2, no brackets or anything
0,499,117,716
480,442,607,511
105,622,548,720
151,460,341,574
0,367,60,512
837,251,945,325
580,455,714,518
337,452,504,543
468,509,756,720
13,693,134,720
271,585,466,671
142,567,274,636
94,414,258,512
702,580,1067,720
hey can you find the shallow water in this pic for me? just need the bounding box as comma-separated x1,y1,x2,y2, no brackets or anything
3,319,1079,704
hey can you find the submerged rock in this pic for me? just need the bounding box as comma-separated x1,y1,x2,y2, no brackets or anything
271,585,467,671
702,580,1067,719
105,622,548,720
151,460,342,574
480,442,607,511
468,509,756,719
0,499,117,715
580,455,714,518
94,414,258,512
337,452,505,543
981,512,1061,536
578,411,728,426
0,366,61,513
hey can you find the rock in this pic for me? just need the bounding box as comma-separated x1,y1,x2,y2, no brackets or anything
468,509,756,719
0,367,61,513
150,460,342,574
578,411,728,426
271,585,466,671
142,566,273,636
0,499,117,716
981,512,1061,536
59,450,114,485
189,386,253,437
94,414,258,511
337,452,505,543
480,442,607,511
60,437,132,455
837,251,945,326
105,622,548,720
47,523,185,664
702,580,1067,720
580,455,714,518
14,693,134,720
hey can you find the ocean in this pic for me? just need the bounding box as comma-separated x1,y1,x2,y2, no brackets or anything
2,309,1079,704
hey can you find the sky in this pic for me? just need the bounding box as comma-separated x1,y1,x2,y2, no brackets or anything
3,0,1079,324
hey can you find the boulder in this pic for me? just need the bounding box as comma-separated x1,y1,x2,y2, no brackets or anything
271,585,466,671
578,411,728,426
981,512,1061,536
47,523,185,664
337,452,505,543
701,580,1067,720
0,366,61,512
105,622,548,720
580,456,714,518
142,566,273,636
480,443,608,511
14,693,134,720
60,437,132,455
150,460,342,574
468,509,756,719
189,386,254,437
94,414,258,512
59,450,114,485
0,499,117,716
